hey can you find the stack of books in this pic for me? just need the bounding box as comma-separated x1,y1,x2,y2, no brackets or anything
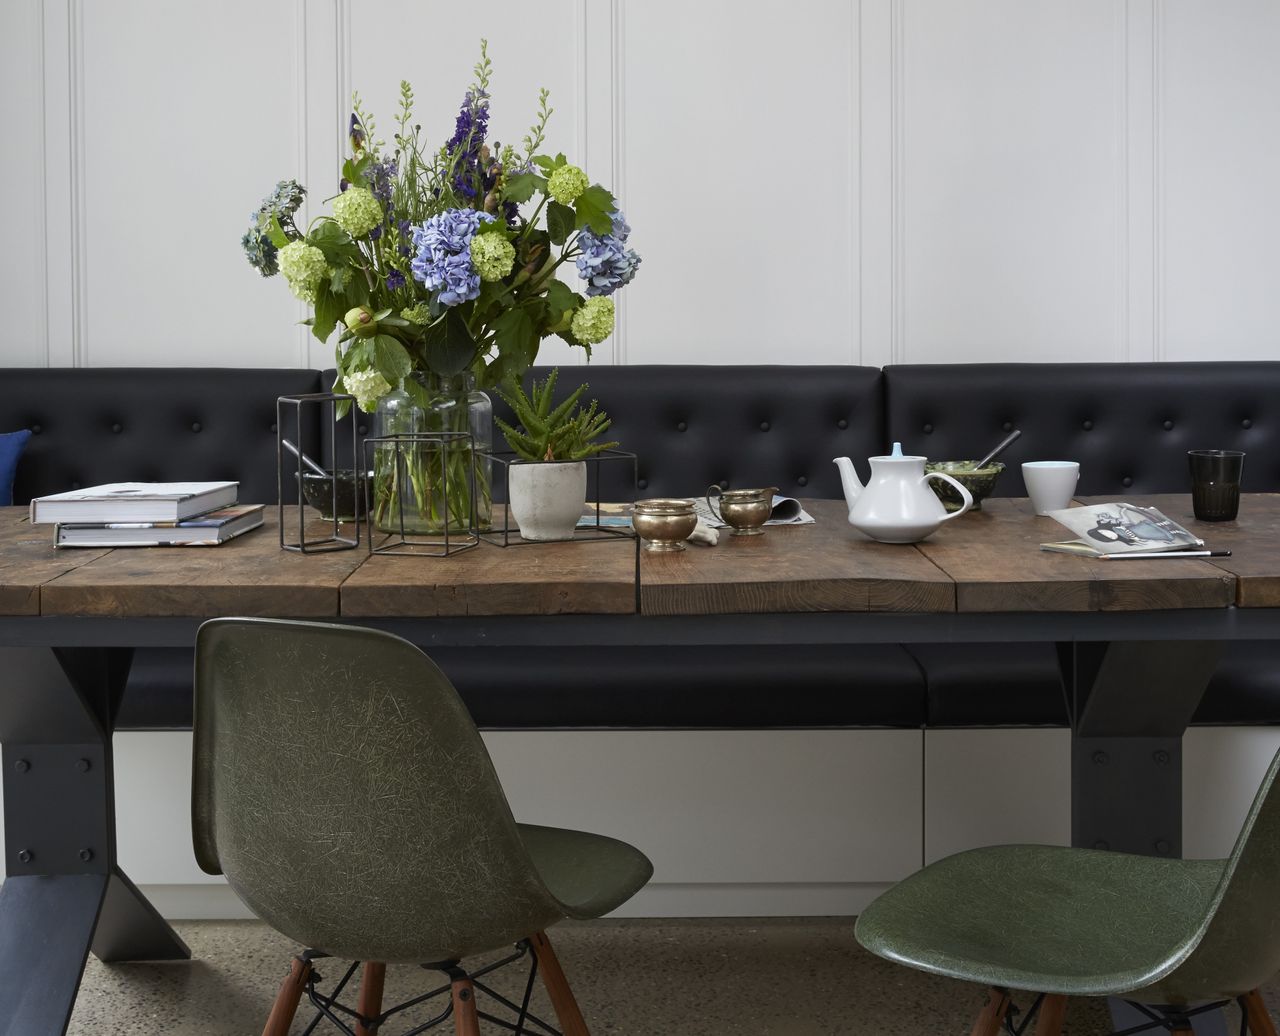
29,482,264,548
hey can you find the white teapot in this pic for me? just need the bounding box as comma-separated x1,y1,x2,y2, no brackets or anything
833,443,973,543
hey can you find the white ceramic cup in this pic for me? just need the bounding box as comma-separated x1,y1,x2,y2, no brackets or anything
1022,461,1080,515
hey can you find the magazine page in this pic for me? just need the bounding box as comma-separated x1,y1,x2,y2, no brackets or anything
1043,502,1204,555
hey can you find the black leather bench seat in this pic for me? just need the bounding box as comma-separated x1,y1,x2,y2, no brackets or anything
116,644,929,731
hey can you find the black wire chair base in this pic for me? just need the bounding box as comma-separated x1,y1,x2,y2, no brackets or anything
990,987,1235,1036
296,941,563,1036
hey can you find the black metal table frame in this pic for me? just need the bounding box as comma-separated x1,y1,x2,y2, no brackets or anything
1,605,1273,1035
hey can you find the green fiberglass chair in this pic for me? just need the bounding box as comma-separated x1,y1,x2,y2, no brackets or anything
856,748,1280,1036
193,617,653,1036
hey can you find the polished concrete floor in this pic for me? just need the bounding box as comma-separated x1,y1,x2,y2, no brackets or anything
64,916,1274,1035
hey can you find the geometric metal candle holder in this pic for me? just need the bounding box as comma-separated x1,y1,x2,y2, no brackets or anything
276,393,361,553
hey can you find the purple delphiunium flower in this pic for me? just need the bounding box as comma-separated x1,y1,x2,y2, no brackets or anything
370,156,398,206
385,269,406,291
410,208,495,307
444,90,490,199
575,209,641,297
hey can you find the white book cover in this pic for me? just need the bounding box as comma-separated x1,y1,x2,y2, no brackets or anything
1041,502,1204,556
30,481,239,524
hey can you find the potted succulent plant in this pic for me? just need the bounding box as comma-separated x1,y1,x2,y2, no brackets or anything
496,370,618,541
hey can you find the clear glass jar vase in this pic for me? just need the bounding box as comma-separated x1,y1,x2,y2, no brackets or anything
371,372,492,536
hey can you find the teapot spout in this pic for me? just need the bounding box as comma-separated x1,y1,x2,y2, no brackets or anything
833,456,863,508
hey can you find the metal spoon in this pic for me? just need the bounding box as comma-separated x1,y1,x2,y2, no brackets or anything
974,428,1022,470
281,438,330,476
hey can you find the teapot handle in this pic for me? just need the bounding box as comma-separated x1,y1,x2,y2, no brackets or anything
924,472,974,520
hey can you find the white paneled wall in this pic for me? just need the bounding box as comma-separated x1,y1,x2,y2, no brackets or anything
4,1,1279,368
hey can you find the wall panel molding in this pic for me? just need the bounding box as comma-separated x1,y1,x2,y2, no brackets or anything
41,0,78,367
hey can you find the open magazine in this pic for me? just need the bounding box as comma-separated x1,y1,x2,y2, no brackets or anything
1041,502,1204,557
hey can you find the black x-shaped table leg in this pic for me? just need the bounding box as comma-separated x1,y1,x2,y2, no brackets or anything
0,647,189,1036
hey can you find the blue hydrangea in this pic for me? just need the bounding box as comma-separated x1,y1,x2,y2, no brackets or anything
241,179,306,277
410,208,495,307
575,210,641,297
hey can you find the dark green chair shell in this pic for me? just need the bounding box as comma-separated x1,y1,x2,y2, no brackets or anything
855,747,1280,1033
192,617,652,1034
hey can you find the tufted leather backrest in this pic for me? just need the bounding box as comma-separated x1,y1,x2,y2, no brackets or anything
885,362,1280,495
0,368,322,504
510,364,886,499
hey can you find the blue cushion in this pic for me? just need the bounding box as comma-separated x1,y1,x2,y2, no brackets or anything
0,429,32,506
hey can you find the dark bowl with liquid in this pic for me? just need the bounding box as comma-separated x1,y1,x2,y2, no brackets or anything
300,470,367,521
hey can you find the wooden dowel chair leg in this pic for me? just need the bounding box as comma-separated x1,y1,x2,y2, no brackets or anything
530,930,591,1036
1034,994,1068,1036
970,987,1011,1036
262,955,312,1036
1243,991,1280,1036
450,974,481,1036
355,961,386,1036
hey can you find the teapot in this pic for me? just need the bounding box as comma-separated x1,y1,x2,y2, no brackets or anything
834,443,973,543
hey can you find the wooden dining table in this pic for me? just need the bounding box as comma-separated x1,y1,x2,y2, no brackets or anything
1,494,1277,1035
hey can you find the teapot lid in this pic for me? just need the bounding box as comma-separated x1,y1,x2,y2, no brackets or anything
871,441,926,463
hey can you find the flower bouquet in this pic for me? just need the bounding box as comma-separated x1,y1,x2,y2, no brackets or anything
242,41,639,534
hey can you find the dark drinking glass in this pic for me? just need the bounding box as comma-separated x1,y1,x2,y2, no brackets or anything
1188,450,1245,522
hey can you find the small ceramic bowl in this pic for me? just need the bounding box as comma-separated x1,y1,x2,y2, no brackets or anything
924,461,1006,512
632,498,697,552
301,470,367,521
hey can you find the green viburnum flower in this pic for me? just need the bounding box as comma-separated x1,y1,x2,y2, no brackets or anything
342,368,393,413
331,187,383,238
344,306,378,337
547,164,589,205
570,296,614,345
278,241,328,304
401,303,432,325
469,233,516,282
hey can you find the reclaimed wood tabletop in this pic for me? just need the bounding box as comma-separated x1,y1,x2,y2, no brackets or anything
916,497,1235,613
637,498,956,616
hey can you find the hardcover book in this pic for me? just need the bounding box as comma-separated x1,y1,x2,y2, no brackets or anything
29,481,238,525
54,504,264,548
1041,502,1204,557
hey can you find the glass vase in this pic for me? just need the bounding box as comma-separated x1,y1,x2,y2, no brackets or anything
371,372,492,536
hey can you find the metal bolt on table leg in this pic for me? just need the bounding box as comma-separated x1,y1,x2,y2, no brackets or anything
75,758,91,773
78,848,93,862
1153,749,1171,765
13,758,29,773
16,850,31,863
1092,751,1109,765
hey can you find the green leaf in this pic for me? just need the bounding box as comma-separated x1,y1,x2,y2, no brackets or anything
574,184,616,235
544,279,577,320
533,153,566,174
342,154,372,187
371,334,412,386
423,310,476,377
502,172,544,204
312,280,344,342
266,215,289,249
475,218,509,238
490,306,538,371
308,220,362,265
330,266,355,294
546,201,575,245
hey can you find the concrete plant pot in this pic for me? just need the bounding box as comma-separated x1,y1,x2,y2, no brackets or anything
508,460,587,541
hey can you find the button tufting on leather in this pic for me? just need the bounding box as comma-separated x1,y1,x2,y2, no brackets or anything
797,475,808,487
922,423,934,434
30,424,41,434
191,421,202,433
1163,420,1174,431
1002,422,1013,433
676,421,688,432
1122,476,1133,487
759,420,770,432
1082,420,1094,431
719,480,730,490
111,423,122,434
1242,418,1253,429
837,418,848,430
636,478,648,490
357,425,368,435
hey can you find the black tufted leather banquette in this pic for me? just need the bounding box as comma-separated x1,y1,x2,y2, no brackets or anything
1,368,323,506
885,362,1280,495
